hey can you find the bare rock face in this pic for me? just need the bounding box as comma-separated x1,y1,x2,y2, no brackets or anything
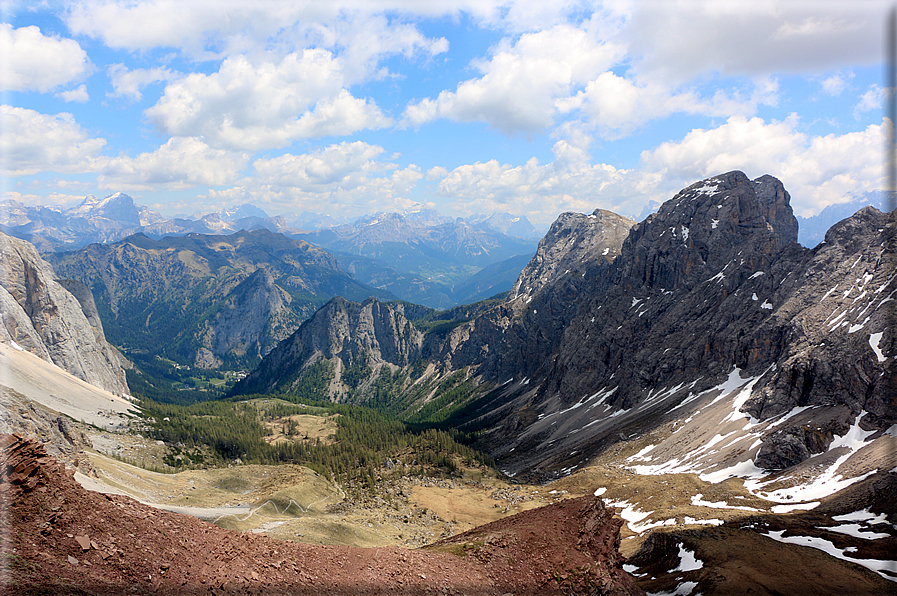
194,268,300,368
423,207,636,381
233,297,423,399
0,232,128,395
511,209,635,301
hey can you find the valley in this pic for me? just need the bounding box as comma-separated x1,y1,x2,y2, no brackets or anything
1,171,895,595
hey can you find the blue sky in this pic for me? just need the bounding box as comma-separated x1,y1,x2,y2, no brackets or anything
0,0,891,225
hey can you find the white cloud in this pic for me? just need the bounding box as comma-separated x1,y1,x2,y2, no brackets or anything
0,24,92,92
853,84,888,119
225,141,424,214
0,105,107,176
639,115,885,216
403,24,623,134
145,53,392,150
820,71,854,96
94,137,250,191
252,141,388,190
64,1,451,81
62,1,584,54
107,64,179,101
1,191,90,210
56,84,90,103
429,140,637,222
624,0,888,85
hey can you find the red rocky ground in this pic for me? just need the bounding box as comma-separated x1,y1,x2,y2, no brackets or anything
0,434,643,595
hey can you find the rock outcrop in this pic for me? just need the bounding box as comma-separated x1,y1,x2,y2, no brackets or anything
511,208,635,300
233,297,424,399
0,232,128,395
465,172,894,476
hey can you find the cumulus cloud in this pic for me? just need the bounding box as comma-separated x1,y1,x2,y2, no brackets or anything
65,0,450,79
145,53,392,150
252,142,387,190
820,71,854,96
639,114,885,215
853,84,888,119
403,24,623,134
107,64,180,101
56,84,90,103
0,106,107,176
423,114,885,222
428,140,637,222
0,24,92,92
237,141,423,214
62,1,582,54
94,137,251,191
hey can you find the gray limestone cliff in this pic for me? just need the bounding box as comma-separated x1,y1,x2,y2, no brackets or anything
233,297,423,399
0,232,129,395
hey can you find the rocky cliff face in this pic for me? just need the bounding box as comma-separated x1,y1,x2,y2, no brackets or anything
233,297,424,399
421,207,635,382
0,232,129,395
511,208,635,301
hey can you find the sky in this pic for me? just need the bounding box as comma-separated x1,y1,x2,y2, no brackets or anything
0,0,892,225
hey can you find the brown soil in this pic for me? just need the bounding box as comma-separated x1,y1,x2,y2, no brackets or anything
0,434,644,596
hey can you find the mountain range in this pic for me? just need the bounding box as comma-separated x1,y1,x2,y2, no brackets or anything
1,194,540,309
46,229,395,369
2,169,895,594
232,171,895,489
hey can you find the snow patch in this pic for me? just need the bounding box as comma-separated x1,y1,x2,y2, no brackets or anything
691,493,759,511
869,332,886,362
832,509,889,524
745,412,878,503
683,516,724,526
770,502,819,513
672,543,703,572
820,524,890,540
647,581,699,596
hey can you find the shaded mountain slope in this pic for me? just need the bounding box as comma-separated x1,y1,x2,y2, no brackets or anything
232,297,424,399
47,229,394,368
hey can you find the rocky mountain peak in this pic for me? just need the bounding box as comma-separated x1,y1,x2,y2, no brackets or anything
231,296,423,398
618,171,797,292
511,208,635,300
